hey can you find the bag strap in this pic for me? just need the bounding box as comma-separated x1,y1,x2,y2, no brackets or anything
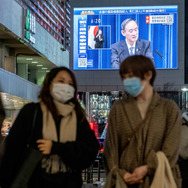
26,103,39,147
121,100,152,144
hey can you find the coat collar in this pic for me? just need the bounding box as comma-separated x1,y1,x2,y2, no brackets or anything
122,91,161,131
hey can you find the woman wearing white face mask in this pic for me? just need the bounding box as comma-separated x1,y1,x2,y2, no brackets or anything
104,55,182,188
0,67,99,188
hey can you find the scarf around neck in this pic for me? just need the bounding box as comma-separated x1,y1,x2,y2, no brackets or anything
40,100,77,174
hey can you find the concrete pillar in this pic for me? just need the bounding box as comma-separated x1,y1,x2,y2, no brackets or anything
17,63,28,80
4,56,16,73
0,43,5,68
0,43,12,70
0,43,3,68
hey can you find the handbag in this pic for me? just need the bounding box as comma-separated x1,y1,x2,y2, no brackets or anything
10,104,43,188
150,152,177,188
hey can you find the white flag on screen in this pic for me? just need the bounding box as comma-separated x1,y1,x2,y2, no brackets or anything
88,26,99,49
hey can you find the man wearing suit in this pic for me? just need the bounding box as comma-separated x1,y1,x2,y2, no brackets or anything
111,18,154,68
94,29,104,48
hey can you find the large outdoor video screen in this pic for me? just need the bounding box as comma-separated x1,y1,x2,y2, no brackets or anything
73,5,178,70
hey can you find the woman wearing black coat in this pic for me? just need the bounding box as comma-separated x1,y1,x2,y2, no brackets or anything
0,94,5,127
0,92,5,166
0,67,99,188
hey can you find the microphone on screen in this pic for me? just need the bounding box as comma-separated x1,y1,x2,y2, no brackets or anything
155,49,164,59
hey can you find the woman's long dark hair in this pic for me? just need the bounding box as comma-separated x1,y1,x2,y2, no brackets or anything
39,67,86,123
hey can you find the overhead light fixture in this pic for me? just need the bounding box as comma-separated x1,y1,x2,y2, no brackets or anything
26,58,33,60
37,64,43,66
32,61,38,64
181,88,188,92
42,68,48,69
46,70,50,72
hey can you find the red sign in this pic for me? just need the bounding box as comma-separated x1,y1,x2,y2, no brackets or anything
146,15,150,24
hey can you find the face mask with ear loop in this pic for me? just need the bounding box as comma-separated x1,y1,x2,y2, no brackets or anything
123,77,144,97
51,83,75,103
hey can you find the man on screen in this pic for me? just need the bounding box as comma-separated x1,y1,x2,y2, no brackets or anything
94,29,104,48
111,18,154,68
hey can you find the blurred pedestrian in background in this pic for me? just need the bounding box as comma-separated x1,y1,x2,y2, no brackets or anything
0,67,99,188
178,112,188,188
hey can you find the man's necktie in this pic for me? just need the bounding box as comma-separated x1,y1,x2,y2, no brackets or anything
129,47,134,55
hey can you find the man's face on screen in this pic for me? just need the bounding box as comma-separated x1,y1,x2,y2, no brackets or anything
99,30,102,35
122,20,138,45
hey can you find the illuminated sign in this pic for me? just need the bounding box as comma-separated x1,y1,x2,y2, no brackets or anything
24,9,36,44
17,0,66,44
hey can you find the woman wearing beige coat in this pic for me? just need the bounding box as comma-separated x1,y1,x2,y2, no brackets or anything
104,55,182,188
